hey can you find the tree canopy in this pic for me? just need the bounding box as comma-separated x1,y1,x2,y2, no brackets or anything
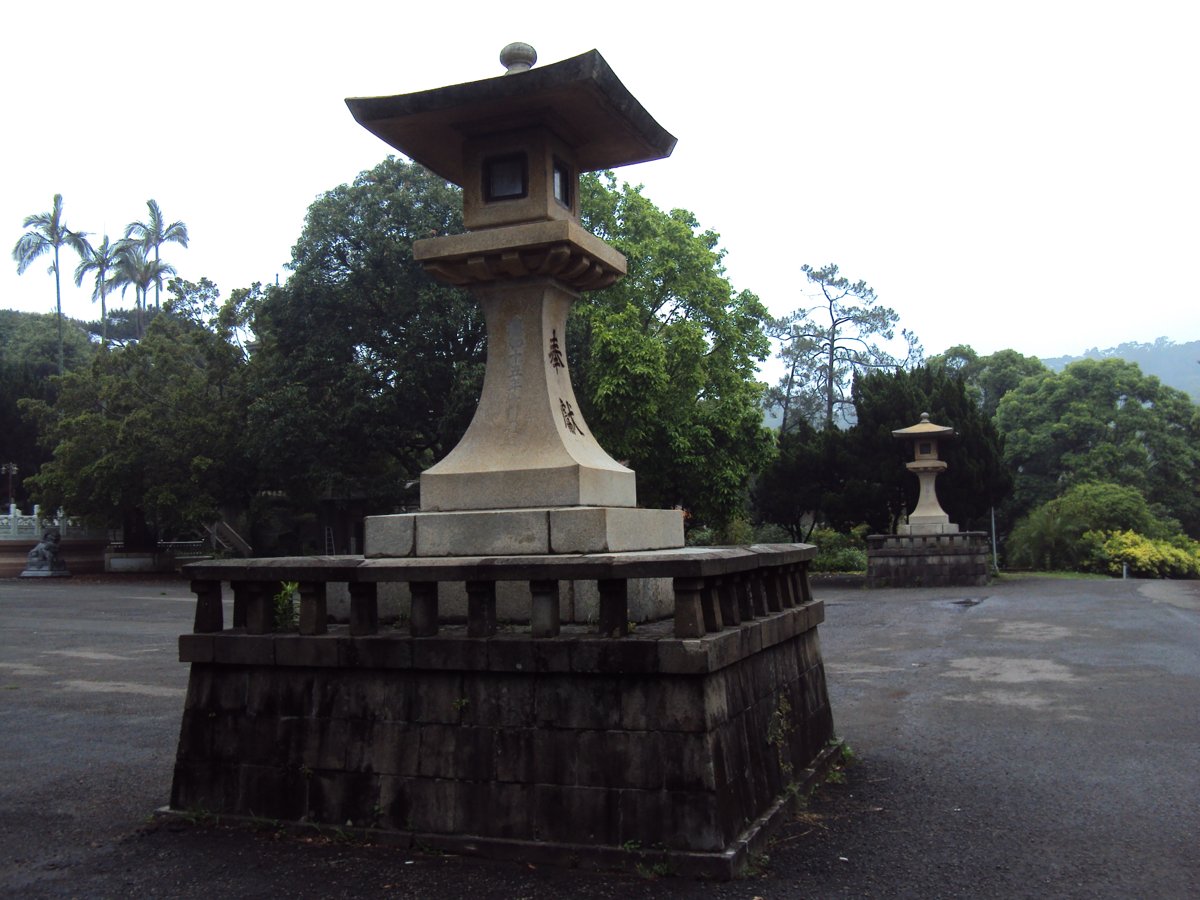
996,357,1200,535
573,173,773,526
12,194,89,375
768,263,922,431
0,310,96,508
929,344,1049,418
21,286,251,548
244,157,485,510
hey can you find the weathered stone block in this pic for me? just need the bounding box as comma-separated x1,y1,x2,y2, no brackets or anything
534,674,622,729
464,674,535,728
657,638,711,675
570,637,658,674
350,720,420,776
619,676,707,732
548,506,683,553
412,636,490,671
306,771,380,826
179,634,214,663
330,670,412,722
531,635,574,672
410,672,466,724
418,723,496,780
486,635,537,673
344,635,412,670
275,635,341,668
574,730,664,790
213,635,274,666
170,761,236,813
364,513,415,558
185,665,248,712
416,509,551,557
659,732,718,791
533,784,619,844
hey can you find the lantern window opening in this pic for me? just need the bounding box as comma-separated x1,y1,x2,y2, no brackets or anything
552,158,572,210
484,153,528,202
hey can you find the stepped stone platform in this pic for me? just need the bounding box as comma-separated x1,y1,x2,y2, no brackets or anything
170,544,837,878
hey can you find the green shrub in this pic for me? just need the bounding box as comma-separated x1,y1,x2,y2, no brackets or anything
1007,482,1172,571
809,526,868,573
274,580,299,630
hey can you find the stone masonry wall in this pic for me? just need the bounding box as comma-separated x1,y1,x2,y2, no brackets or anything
867,531,990,588
171,603,832,861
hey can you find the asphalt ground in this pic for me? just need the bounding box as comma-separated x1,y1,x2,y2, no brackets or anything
0,572,1197,898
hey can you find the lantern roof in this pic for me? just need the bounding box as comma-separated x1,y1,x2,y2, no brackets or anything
345,48,677,187
892,412,955,439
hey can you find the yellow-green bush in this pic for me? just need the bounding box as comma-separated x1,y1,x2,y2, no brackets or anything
1082,530,1200,579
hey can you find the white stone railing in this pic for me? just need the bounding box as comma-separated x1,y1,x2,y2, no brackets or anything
0,505,110,541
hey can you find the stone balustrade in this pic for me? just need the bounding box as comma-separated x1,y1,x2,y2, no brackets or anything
182,544,815,641
0,505,108,542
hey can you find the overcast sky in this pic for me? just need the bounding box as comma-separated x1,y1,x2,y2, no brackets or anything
4,1,1197,376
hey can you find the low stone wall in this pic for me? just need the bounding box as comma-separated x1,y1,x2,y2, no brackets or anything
866,531,990,587
171,603,833,877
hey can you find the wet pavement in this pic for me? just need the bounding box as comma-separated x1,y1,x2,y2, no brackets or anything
1,573,1197,898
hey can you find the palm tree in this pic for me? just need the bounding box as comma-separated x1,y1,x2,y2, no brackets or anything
12,194,90,375
125,199,188,312
74,235,120,348
113,241,176,339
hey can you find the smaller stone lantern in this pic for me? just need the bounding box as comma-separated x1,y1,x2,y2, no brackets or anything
893,412,956,535
867,412,990,587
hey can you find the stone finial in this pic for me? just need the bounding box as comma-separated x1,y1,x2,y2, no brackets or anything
500,42,537,74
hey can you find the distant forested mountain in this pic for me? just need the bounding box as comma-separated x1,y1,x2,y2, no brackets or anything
1042,338,1200,402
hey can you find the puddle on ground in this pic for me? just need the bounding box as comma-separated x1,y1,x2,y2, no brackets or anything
942,656,1079,683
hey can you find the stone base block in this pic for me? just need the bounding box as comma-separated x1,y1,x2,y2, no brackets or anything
169,606,834,878
898,521,959,535
866,531,990,587
364,507,685,558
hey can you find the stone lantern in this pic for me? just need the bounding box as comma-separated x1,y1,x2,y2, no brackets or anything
866,411,990,587
347,44,685,557
892,412,956,534
170,47,836,877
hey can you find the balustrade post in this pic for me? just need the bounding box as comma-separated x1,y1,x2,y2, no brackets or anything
700,577,724,632
735,572,755,621
235,581,273,634
717,576,740,627
349,581,379,635
779,565,797,608
190,580,223,633
529,579,560,638
749,570,768,617
763,567,783,612
798,561,814,604
297,581,328,635
672,576,705,638
466,580,498,638
410,581,439,637
597,578,629,637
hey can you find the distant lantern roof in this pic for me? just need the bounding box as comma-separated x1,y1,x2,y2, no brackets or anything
345,49,677,187
892,412,955,439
